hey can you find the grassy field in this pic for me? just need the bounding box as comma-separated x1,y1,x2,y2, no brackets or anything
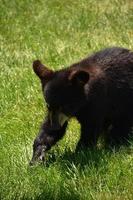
0,0,133,199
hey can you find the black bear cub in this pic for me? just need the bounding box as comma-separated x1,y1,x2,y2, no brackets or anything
30,47,133,165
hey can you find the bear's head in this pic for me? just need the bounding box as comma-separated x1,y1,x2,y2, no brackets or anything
33,60,90,129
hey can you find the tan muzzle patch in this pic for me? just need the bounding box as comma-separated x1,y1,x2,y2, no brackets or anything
58,112,69,126
49,111,69,127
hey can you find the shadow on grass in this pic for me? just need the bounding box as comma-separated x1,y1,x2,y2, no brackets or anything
28,142,133,200
46,139,133,170
46,147,111,170
33,191,80,200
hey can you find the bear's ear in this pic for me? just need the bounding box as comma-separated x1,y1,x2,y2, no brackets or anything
69,70,90,85
33,60,54,81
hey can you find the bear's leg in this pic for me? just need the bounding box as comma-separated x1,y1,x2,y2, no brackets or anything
30,119,68,165
76,120,102,150
107,120,132,147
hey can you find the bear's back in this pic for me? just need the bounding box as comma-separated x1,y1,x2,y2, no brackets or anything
77,47,133,70
72,47,133,89
92,47,133,70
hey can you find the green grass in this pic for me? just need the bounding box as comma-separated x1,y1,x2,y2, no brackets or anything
0,0,133,199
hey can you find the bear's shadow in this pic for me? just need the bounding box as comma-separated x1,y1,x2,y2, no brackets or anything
45,147,113,170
